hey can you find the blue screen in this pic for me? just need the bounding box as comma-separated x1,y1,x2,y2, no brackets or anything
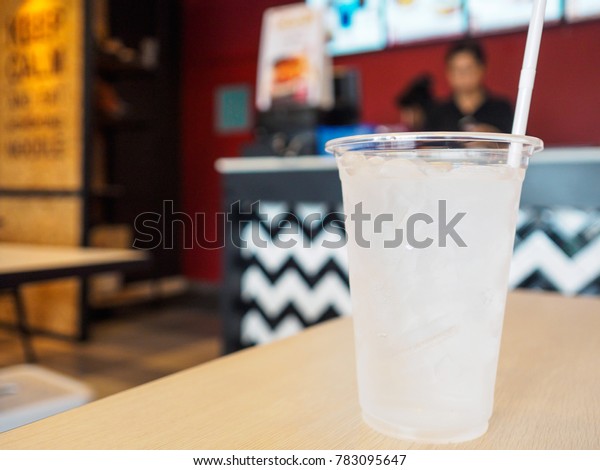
307,0,387,56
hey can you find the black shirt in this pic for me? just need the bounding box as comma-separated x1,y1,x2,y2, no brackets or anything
426,93,514,133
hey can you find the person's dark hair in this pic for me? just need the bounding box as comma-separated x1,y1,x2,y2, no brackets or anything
396,74,433,109
445,40,487,66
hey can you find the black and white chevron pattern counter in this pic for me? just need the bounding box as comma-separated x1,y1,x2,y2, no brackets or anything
511,207,600,296
217,150,600,351
238,202,350,346
236,203,600,348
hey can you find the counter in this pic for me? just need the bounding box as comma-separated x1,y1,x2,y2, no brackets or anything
217,148,600,351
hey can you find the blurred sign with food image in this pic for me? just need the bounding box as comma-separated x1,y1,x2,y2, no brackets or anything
467,0,563,34
307,0,386,56
271,55,310,106
386,0,466,45
565,0,600,22
256,3,332,111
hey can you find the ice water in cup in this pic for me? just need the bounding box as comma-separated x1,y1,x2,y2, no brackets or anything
328,133,543,443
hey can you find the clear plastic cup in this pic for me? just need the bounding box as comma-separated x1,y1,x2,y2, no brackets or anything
327,132,543,443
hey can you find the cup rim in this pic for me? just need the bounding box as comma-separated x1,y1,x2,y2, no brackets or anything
325,131,544,155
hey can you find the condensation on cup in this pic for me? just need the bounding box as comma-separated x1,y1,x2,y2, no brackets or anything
327,132,543,443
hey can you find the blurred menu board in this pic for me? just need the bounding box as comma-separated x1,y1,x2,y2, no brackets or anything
386,0,466,45
256,4,333,111
565,0,600,22
467,0,563,34
0,0,84,190
307,0,386,56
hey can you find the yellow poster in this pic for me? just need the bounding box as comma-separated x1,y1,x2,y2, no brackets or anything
0,0,84,190
0,0,85,338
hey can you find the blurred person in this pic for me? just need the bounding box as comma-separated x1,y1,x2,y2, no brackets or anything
395,74,435,132
428,40,513,133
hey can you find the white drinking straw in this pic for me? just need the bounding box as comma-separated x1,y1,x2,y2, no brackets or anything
508,0,547,167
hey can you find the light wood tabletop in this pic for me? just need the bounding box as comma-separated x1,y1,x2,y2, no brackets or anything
0,243,151,346
1,290,599,450
0,243,148,286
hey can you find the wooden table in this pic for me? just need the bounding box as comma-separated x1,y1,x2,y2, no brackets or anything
0,243,149,359
1,290,599,449
0,244,149,288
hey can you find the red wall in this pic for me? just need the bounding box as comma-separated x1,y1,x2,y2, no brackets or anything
182,0,600,283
